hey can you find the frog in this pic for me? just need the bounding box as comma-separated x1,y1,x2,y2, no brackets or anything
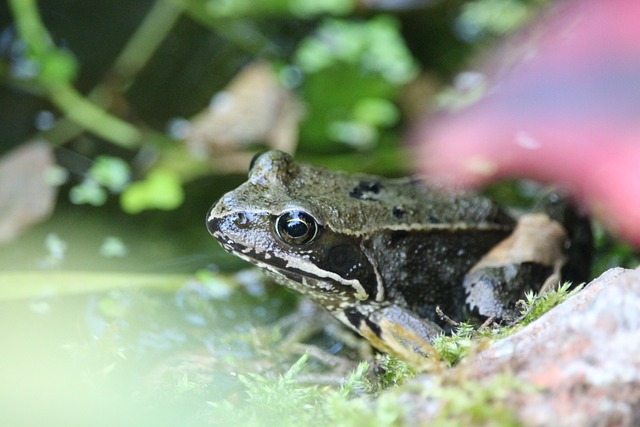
206,150,591,366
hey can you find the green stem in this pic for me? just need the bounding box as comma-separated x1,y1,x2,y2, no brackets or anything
37,0,183,148
48,84,142,147
9,0,142,148
39,0,183,147
113,0,182,76
172,0,278,56
8,0,52,56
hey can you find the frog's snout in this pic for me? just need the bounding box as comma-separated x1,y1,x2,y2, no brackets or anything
206,209,221,236
206,193,234,235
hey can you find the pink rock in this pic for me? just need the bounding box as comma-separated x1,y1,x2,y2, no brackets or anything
413,0,640,246
404,268,640,426
469,267,640,426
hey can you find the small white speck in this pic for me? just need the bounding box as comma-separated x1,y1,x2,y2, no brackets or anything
210,91,234,113
34,110,56,131
167,117,191,139
515,131,541,150
454,71,485,92
279,65,303,88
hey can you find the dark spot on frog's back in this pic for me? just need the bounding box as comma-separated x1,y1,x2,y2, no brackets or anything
349,180,382,200
392,205,405,219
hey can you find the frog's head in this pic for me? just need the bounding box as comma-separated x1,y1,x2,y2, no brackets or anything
206,151,383,312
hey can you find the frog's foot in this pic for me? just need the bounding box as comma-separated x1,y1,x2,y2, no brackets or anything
275,298,373,366
464,212,568,320
275,298,335,346
341,304,443,370
531,190,593,286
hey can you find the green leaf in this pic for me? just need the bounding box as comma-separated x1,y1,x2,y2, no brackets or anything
352,98,399,127
295,17,417,150
290,0,353,17
99,236,128,258
69,179,107,206
295,17,418,84
120,169,184,214
90,155,131,192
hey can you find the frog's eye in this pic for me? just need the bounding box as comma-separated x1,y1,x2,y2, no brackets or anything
275,210,319,245
249,151,266,173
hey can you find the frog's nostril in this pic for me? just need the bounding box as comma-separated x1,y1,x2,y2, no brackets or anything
234,212,247,227
232,211,255,229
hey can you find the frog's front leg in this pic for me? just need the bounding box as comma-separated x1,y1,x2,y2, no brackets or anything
463,212,569,320
339,304,443,368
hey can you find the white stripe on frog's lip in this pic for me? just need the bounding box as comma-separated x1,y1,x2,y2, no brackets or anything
284,258,370,301
211,227,371,301
226,243,370,301
371,256,385,303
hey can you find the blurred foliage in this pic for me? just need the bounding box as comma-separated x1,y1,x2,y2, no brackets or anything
202,0,356,17
69,155,132,206
1,0,637,425
295,16,417,151
2,0,549,213
205,351,531,427
456,0,540,40
120,169,184,213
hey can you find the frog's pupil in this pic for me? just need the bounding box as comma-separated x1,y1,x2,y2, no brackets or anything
286,218,308,237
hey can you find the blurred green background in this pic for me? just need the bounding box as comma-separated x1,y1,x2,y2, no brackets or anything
3,1,634,426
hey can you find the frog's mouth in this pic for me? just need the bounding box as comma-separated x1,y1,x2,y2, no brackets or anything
210,229,373,305
207,210,376,304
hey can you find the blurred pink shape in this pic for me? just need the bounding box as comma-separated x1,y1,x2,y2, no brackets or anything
414,0,640,246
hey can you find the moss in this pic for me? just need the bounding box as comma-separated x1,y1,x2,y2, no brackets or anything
518,282,583,326
204,353,413,427
206,350,537,427
201,282,583,426
424,374,534,427
432,323,476,367
366,354,417,393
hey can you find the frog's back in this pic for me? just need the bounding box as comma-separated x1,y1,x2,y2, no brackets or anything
361,176,516,230
281,160,516,237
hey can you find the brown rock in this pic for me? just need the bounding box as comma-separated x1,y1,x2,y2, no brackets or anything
404,268,640,426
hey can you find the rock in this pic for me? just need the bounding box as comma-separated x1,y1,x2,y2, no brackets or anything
0,141,57,244
471,267,640,426
405,267,640,426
